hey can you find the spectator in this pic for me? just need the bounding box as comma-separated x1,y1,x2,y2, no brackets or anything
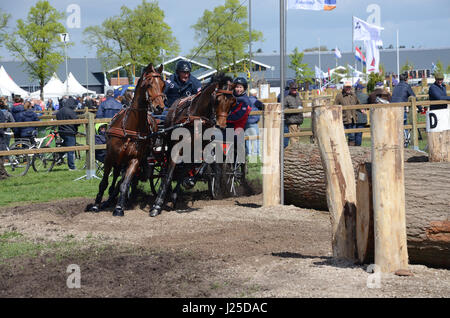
96,89,122,119
0,99,15,147
56,97,79,171
12,101,39,140
0,109,8,179
368,82,392,104
392,73,416,126
46,98,55,111
283,81,304,147
428,73,450,110
83,95,96,109
227,77,251,162
245,88,264,158
95,123,107,163
334,81,360,146
354,83,369,146
163,60,201,111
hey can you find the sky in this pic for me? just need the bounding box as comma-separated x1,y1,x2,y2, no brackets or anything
0,0,449,61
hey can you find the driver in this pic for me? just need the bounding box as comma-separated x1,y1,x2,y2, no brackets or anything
163,60,201,110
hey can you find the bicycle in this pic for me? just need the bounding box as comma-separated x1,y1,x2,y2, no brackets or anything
3,132,32,177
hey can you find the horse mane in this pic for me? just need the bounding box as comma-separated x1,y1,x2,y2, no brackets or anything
210,72,233,89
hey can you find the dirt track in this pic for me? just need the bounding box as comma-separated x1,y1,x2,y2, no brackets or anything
0,194,449,298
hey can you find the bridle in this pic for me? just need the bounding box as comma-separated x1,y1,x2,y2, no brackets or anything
143,72,166,110
213,86,234,123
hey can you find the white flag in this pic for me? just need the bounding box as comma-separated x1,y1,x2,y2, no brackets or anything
315,66,325,79
365,40,380,74
353,16,383,46
334,46,342,59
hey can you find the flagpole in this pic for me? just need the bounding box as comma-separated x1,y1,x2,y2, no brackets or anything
352,16,354,85
318,37,321,91
248,0,252,91
396,29,400,77
279,0,286,205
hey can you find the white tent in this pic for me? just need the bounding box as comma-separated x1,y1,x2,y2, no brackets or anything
30,73,66,99
63,72,96,96
0,65,30,97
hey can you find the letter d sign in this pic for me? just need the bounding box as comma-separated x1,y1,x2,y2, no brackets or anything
429,113,438,129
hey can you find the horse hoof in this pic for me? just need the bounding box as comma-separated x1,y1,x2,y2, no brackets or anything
90,205,100,213
149,207,161,217
113,207,124,217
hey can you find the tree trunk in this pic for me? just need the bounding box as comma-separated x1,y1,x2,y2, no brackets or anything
356,162,450,269
312,103,357,260
284,143,428,210
427,130,450,162
370,106,408,273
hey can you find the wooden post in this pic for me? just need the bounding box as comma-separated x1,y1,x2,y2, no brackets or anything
86,112,96,179
262,103,281,206
410,97,419,150
312,100,357,261
370,105,409,273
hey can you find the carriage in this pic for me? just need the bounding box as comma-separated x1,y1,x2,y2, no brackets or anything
87,64,248,217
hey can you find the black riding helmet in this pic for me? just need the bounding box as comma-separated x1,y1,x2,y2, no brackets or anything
233,77,248,91
176,60,192,73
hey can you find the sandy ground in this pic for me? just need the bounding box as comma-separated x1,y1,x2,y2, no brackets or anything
0,194,449,298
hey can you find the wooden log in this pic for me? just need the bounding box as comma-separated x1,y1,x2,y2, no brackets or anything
283,143,428,211
370,105,408,273
427,130,450,162
356,162,450,269
312,102,357,261
262,103,281,206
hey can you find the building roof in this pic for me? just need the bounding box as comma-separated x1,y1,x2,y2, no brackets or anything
0,58,105,88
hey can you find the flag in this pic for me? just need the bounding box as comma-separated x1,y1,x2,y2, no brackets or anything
355,46,366,65
365,40,380,74
288,0,336,11
315,66,325,79
334,46,342,59
431,62,437,73
353,16,383,46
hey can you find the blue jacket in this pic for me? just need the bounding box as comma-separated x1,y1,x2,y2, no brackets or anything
164,73,202,108
245,95,263,126
429,82,450,110
227,93,251,131
392,81,416,103
0,110,5,150
11,106,39,138
96,97,123,119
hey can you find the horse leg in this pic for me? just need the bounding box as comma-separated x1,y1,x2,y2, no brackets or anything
150,160,176,217
89,161,113,212
113,159,139,216
101,166,121,209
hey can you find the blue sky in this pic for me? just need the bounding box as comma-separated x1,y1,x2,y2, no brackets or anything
1,0,449,60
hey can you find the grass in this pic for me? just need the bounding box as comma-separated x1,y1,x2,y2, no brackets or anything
0,230,109,264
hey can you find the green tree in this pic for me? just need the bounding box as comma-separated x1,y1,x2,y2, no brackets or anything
434,59,444,75
191,0,263,75
367,72,384,93
446,64,450,74
5,1,66,100
84,0,179,84
401,59,414,73
289,47,314,85
0,9,10,49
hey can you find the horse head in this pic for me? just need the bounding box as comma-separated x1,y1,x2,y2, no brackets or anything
139,63,166,113
211,73,236,129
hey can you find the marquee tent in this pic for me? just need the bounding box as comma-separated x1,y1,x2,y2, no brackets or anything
63,72,96,96
30,73,66,99
0,65,30,97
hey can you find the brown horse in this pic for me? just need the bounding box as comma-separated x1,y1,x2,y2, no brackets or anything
89,63,165,216
149,73,236,217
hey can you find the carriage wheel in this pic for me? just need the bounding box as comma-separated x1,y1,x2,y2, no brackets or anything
149,164,164,196
223,160,248,197
207,163,223,199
